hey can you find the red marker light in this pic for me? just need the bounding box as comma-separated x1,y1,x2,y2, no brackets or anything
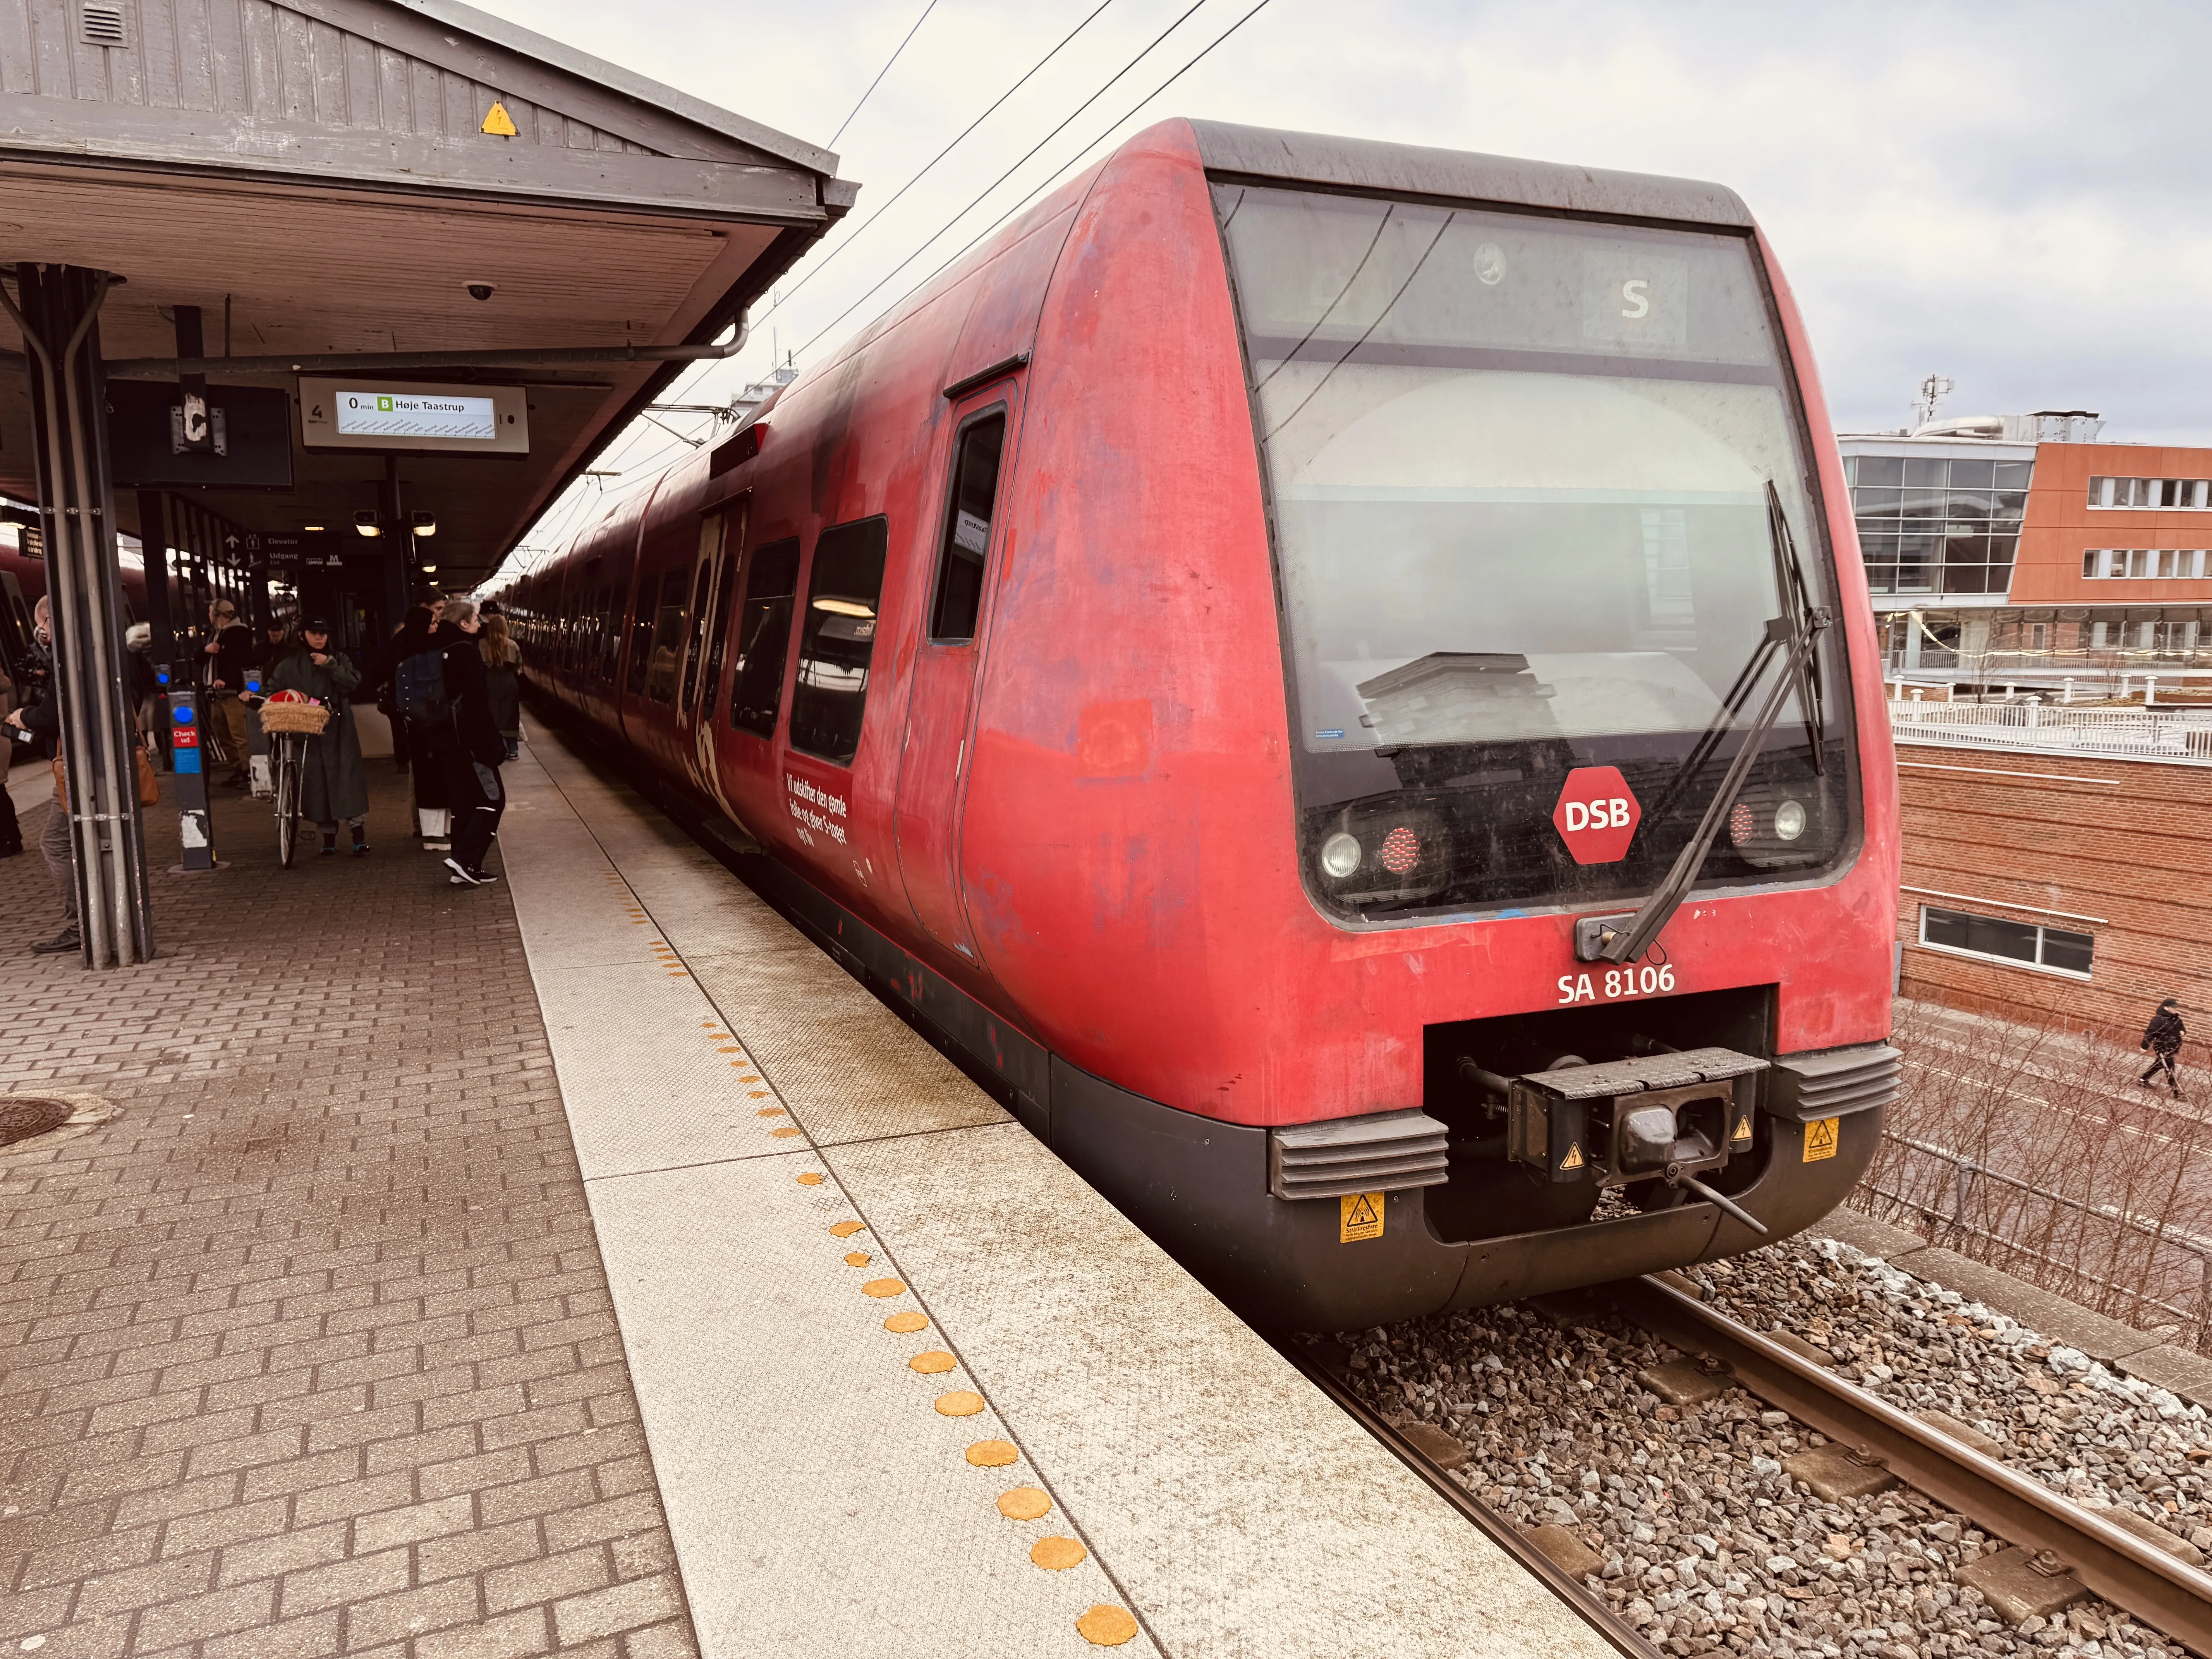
1728,802,1755,847
1379,826,1419,874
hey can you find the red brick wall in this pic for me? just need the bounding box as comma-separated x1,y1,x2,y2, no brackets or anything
1895,740,2212,1055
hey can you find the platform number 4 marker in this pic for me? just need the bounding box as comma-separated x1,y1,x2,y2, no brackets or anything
1339,1192,1384,1244
1803,1118,1840,1163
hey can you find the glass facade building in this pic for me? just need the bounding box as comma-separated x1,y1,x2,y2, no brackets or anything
1845,452,2031,596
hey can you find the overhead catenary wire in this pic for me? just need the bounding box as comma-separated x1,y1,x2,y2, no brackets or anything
495,0,1279,589
759,0,1119,321
790,0,1214,357
830,0,939,148
798,0,1278,360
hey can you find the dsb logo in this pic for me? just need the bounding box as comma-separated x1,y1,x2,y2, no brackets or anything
1552,766,1641,865
1560,798,1632,832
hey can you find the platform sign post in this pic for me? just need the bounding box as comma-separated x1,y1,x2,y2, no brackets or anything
167,687,216,871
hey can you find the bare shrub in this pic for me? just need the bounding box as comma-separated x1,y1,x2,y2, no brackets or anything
1849,1000,2212,1352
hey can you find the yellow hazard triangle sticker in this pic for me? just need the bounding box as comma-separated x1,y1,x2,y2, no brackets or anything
1731,1115,1753,1145
481,100,519,137
1339,1192,1384,1243
1559,1141,1584,1171
1803,1117,1839,1163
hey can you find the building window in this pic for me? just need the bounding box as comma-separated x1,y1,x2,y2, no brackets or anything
2089,477,2212,510
1920,905,2093,977
1846,453,2029,595
2080,548,2207,579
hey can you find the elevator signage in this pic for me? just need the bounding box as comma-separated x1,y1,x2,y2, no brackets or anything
298,378,529,455
1551,766,1640,864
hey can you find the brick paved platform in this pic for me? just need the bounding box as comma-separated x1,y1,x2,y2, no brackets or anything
0,760,699,1659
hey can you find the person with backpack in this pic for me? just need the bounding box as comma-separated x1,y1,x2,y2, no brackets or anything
424,598,507,887
2140,998,2186,1098
386,605,452,850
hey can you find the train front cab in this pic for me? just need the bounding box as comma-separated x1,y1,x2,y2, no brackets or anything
938,122,1902,1334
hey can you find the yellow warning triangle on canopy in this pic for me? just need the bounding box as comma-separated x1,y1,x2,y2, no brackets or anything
1560,1142,1584,1170
481,101,519,137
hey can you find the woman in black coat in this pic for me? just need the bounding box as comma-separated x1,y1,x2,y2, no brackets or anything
432,599,508,887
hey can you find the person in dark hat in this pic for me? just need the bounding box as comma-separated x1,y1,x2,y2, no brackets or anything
2140,998,2186,1098
266,617,371,856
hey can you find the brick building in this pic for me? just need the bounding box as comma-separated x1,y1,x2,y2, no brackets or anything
1891,720,2212,1043
1841,414,2212,697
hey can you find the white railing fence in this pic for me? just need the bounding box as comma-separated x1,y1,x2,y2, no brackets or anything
1891,702,2212,765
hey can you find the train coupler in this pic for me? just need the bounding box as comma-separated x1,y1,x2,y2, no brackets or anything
1502,1046,1767,1186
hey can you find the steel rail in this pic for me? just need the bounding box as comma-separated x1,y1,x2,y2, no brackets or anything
1609,1274,2212,1656
1272,1340,1657,1659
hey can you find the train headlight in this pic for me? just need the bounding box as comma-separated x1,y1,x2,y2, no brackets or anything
1773,799,1807,842
1319,832,1362,879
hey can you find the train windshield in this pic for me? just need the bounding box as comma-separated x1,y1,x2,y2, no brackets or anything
1213,182,1855,922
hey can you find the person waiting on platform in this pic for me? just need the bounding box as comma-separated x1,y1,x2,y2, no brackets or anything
480,609,522,761
432,599,507,887
6,598,78,953
266,617,370,857
202,599,257,788
2141,998,2187,1098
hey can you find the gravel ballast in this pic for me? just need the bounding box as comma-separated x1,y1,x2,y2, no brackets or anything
1328,1230,2208,1659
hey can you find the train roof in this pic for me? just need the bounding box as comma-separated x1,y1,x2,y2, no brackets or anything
1187,120,1754,231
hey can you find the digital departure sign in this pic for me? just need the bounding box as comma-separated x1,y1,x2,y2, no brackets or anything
298,378,528,455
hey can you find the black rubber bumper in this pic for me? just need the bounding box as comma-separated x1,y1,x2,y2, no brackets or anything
1048,1057,1882,1332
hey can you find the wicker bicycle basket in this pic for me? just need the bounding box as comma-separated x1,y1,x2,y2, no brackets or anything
258,700,331,736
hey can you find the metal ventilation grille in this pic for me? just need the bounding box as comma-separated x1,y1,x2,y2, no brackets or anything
1766,1043,1904,1124
1269,1108,1449,1200
79,2,126,45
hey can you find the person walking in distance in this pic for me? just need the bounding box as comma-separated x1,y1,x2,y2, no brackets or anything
430,599,507,887
2141,998,2186,1098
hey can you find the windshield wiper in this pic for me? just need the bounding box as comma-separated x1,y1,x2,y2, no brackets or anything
1578,483,1831,965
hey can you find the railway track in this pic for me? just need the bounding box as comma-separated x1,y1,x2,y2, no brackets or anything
1612,1274,2212,1656
1295,1276,2212,1659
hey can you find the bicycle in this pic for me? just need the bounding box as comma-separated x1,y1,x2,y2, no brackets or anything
257,694,330,869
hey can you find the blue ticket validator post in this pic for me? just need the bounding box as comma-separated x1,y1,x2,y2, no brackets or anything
167,686,216,871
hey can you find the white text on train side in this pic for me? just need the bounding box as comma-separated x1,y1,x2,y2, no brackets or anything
785,774,850,847
1557,963,1677,1005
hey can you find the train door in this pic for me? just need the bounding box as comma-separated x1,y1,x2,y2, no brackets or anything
893,392,1015,959
677,498,745,811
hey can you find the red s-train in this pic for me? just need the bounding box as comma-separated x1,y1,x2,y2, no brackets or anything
505,120,1901,1330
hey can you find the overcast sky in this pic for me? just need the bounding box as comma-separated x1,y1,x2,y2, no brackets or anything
474,0,2212,568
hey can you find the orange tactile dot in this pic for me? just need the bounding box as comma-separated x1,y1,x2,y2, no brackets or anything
965,1439,1017,1467
909,1351,955,1374
934,1391,985,1417
862,1278,906,1298
717,1046,742,1053
997,1486,1051,1520
829,1221,865,1237
749,1091,771,1099
883,1311,928,1333
769,1127,803,1139
1076,1606,1139,1647
1031,1537,1087,1570
797,1173,824,1186
757,1108,787,1118
843,1252,870,1267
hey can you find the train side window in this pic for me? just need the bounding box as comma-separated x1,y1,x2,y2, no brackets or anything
697,512,742,725
645,570,686,702
930,411,1005,643
789,516,890,766
679,515,724,711
597,586,616,680
730,537,801,737
625,574,659,696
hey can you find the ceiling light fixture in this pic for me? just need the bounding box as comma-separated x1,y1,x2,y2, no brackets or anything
352,510,381,538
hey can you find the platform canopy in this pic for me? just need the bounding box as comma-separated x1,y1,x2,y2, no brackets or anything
0,0,854,588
